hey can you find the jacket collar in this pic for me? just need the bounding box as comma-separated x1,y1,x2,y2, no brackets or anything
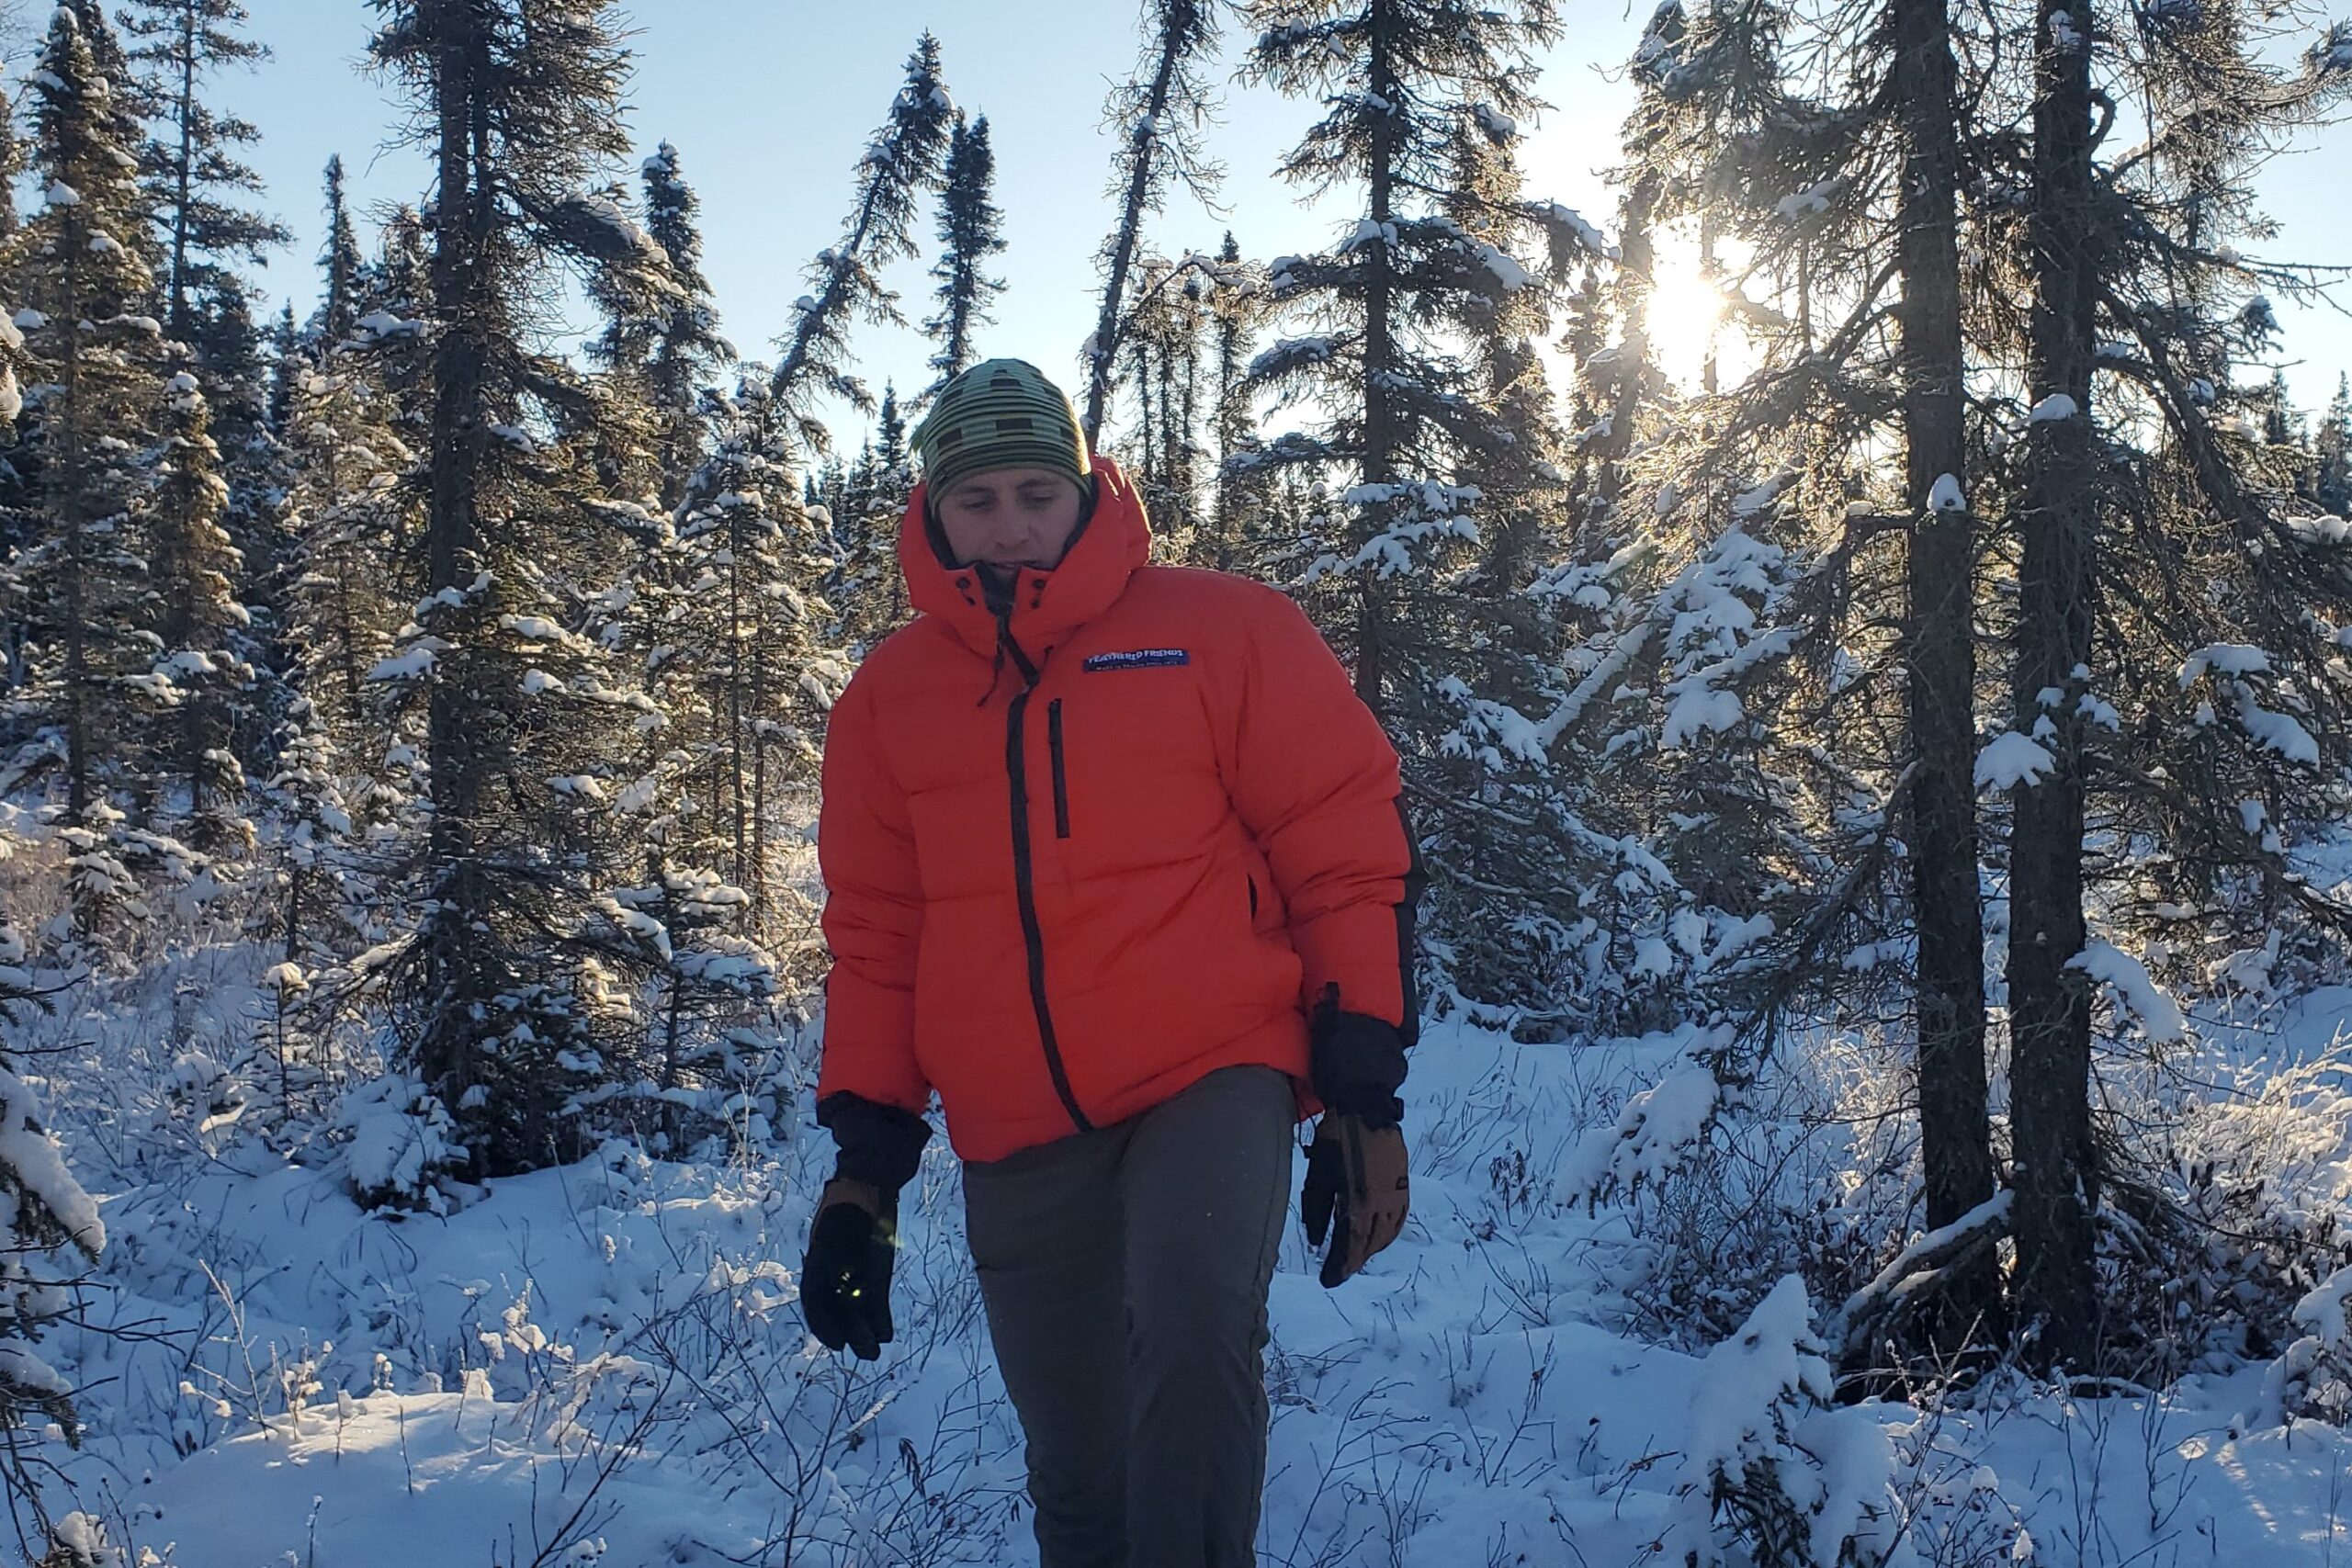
900,454,1153,671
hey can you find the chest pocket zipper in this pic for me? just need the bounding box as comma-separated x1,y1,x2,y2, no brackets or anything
1047,698,1070,840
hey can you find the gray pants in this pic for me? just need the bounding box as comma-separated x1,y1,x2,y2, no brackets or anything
963,1064,1297,1568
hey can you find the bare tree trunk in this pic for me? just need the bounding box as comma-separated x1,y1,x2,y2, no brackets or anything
2009,0,2101,1372
1894,0,2003,1356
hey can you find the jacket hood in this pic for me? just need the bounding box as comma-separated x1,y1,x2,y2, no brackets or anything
900,454,1153,668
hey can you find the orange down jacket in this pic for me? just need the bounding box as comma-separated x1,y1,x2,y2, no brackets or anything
814,457,1419,1165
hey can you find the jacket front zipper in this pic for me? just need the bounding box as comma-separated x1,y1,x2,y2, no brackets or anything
1047,699,1070,839
1005,684,1091,1134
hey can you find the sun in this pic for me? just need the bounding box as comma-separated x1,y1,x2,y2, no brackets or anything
1645,260,1731,391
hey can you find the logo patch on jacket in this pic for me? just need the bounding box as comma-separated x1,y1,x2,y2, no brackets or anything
1083,648,1191,671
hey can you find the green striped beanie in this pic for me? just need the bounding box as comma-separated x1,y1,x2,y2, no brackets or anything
911,358,1093,504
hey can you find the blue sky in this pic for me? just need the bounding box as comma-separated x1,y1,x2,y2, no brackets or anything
172,1,2352,443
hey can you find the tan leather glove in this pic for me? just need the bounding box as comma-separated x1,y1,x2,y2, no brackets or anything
1301,1114,1409,1287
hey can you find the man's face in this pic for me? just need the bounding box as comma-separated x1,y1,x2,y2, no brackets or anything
934,467,1085,572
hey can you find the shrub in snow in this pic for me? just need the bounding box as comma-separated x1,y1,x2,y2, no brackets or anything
1663,1277,1908,1567
0,918,107,1554
570,861,792,1158
2089,1023,2352,1386
336,1072,466,1212
1563,1032,1915,1350
2245,1263,2352,1427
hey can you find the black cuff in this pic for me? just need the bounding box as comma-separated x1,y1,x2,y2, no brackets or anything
1310,1009,1408,1128
816,1091,932,1194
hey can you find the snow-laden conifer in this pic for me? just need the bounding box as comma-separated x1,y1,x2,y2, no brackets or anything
768,34,952,452
921,111,1005,402
119,0,288,349
350,0,684,1189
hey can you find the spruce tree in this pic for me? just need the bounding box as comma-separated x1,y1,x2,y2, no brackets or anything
360,0,680,1183
633,373,848,926
0,7,172,946
1891,0,2001,1347
1082,0,1222,448
829,387,910,649
144,369,255,853
922,111,1005,401
119,0,288,351
1204,233,1270,570
314,152,365,348
0,81,21,240
2317,372,2351,517
589,140,732,511
769,34,952,450
1238,0,1571,715
1995,0,2352,1371
0,922,105,1562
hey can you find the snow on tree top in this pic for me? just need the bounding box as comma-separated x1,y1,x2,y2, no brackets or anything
2069,940,2186,1043
1975,730,2057,791
1531,203,1616,259
1732,473,1792,518
0,1070,103,1257
1473,104,1518,138
2179,643,2270,684
356,310,424,339
1775,181,1837,218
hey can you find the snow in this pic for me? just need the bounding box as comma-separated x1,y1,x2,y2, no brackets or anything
2028,392,2079,423
6,961,2352,1568
1558,1058,1722,1202
2236,694,2322,764
1974,730,2057,790
354,310,424,340
1776,181,1838,219
1531,202,1615,258
41,181,79,209
2069,939,2188,1043
2181,643,2270,683
367,645,436,682
0,1070,102,1257
1928,472,1967,513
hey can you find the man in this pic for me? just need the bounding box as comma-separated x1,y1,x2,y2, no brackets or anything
800,358,1422,1568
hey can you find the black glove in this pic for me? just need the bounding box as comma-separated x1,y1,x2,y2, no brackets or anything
1308,998,1408,1129
1301,1113,1411,1288
800,1178,898,1359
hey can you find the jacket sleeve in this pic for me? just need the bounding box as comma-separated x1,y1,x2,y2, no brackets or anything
1227,588,1425,1119
814,671,933,1188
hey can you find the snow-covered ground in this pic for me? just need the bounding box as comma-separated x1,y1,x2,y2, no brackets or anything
14,977,2352,1567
